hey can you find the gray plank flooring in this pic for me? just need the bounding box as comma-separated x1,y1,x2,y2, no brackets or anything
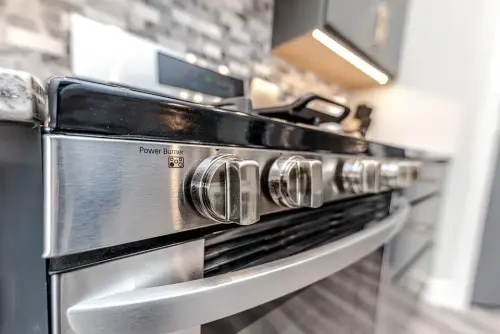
211,251,500,334
404,305,500,334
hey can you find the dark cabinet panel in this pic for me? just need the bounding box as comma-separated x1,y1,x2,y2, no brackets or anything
272,0,410,87
366,0,410,74
327,0,409,74
326,0,378,55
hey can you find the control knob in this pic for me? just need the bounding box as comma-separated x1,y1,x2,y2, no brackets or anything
380,160,422,189
380,161,400,189
268,156,323,208
341,159,381,193
399,161,422,187
191,154,260,225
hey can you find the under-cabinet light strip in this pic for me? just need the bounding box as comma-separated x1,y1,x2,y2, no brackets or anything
312,29,389,85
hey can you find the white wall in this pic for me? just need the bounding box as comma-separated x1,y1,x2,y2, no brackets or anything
349,0,500,309
349,85,461,156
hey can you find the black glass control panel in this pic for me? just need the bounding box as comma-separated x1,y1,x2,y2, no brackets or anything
157,52,245,98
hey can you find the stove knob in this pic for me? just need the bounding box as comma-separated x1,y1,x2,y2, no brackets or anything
190,154,260,225
380,161,400,189
268,156,323,208
408,161,422,183
397,162,412,188
398,161,422,187
342,159,381,193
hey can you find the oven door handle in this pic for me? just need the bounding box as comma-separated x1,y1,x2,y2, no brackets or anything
67,198,410,334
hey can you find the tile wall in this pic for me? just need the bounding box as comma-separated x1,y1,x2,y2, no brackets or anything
0,0,344,102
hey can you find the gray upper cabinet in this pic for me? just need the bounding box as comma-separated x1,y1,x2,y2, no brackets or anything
271,0,410,88
326,0,378,56
368,0,409,74
326,0,409,75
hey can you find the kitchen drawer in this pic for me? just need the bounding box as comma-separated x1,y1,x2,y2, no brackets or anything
409,196,440,230
405,180,439,203
389,220,432,276
405,162,447,202
409,242,433,284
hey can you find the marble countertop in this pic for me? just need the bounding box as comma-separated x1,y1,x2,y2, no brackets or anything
0,68,46,123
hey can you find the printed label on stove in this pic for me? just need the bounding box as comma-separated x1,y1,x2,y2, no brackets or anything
138,147,185,167
168,156,184,168
139,147,184,155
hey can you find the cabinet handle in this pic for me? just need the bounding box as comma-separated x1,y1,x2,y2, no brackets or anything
373,1,390,47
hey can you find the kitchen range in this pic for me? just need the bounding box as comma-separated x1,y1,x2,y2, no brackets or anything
0,65,449,334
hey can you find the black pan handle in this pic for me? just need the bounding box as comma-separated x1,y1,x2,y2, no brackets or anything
290,93,351,123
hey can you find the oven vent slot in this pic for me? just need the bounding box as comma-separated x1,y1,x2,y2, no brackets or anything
204,193,391,276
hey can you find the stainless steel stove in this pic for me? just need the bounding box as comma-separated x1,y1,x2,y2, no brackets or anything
0,68,437,334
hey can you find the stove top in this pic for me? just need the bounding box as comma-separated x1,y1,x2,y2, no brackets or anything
46,77,406,158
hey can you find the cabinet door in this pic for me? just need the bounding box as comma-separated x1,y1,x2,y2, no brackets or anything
326,0,378,54
367,0,409,74
326,0,408,75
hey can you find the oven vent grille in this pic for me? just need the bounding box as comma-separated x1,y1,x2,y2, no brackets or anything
204,193,391,276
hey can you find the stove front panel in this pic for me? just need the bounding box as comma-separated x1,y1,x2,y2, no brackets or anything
44,134,401,258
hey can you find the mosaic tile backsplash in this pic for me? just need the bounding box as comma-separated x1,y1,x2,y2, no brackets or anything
0,0,344,102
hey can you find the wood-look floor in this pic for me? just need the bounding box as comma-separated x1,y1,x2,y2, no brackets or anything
205,251,500,334
378,276,500,333
403,305,500,334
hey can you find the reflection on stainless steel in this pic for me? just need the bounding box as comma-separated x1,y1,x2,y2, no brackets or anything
65,201,409,334
190,155,260,225
43,135,415,257
159,112,193,131
268,155,323,208
54,240,204,334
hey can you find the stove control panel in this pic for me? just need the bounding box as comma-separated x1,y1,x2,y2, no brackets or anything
268,156,323,208
188,154,420,225
44,135,425,257
190,154,260,225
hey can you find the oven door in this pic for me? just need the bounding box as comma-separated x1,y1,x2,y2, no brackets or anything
52,196,409,334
